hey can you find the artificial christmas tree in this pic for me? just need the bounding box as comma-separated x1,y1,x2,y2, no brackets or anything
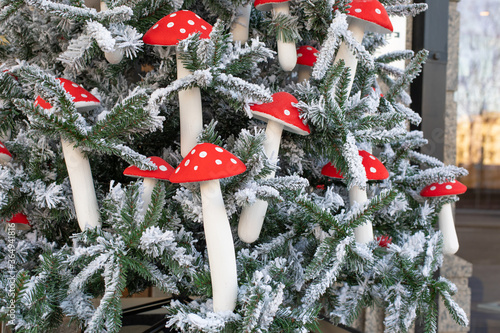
0,0,469,332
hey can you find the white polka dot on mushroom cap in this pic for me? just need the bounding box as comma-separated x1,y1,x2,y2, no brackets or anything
195,14,201,19
180,28,186,33
230,158,237,164
81,94,87,98
184,159,190,166
297,53,303,57
215,147,224,153
370,167,377,173
355,8,362,13
215,159,222,165
446,185,453,190
194,165,198,170
159,165,168,171
72,83,79,87
153,24,159,29
201,25,207,30
170,13,177,17
0,143,4,148
375,8,382,14
307,47,313,50
430,186,436,191
451,180,456,183
191,149,196,155
199,151,207,158
369,155,376,160
175,167,180,173
167,22,174,28
284,109,291,116
188,20,195,25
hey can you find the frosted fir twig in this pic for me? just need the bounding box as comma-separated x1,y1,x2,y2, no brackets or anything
86,21,115,53
403,165,469,188
385,4,428,17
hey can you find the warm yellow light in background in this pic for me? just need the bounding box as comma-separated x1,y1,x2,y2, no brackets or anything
480,11,490,16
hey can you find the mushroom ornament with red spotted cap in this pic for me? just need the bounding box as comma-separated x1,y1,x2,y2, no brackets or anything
334,0,393,94
0,140,12,164
34,78,101,231
238,92,310,243
143,11,212,157
7,212,31,230
322,150,389,243
169,143,246,312
254,0,297,71
124,156,174,215
420,180,467,254
296,45,318,82
99,1,124,64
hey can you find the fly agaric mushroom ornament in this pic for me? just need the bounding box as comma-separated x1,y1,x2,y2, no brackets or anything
169,142,246,312
231,2,252,43
238,92,310,244
420,180,467,254
0,140,12,164
7,212,31,230
321,150,389,243
334,0,393,93
34,78,101,231
123,156,174,214
296,45,318,82
254,0,297,71
143,11,213,158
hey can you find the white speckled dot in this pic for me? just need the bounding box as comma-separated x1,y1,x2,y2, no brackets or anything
215,159,222,165
195,14,201,19
230,158,237,164
199,151,207,158
175,167,180,173
153,24,159,29
81,94,87,98
446,185,453,190
180,28,186,33
307,47,313,50
191,149,196,155
194,166,198,171
0,143,4,148
430,186,436,191
201,25,207,30
375,8,382,14
72,83,79,87
167,22,174,28
355,8,362,13
369,155,376,160
159,165,168,171
284,109,291,116
215,147,224,153
451,180,456,183
297,53,302,57
188,20,195,25
170,13,177,17
184,159,190,166
370,167,377,173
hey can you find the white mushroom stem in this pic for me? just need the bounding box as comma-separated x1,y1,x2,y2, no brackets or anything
141,178,158,214
349,185,374,244
272,2,297,72
231,3,252,43
199,179,238,312
238,120,283,243
99,2,124,64
177,50,204,157
61,138,101,231
297,65,312,83
334,20,366,94
438,203,459,254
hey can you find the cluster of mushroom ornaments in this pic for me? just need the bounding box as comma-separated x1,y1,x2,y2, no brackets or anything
5,0,468,314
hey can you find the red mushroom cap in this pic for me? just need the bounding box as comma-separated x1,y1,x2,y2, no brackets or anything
143,10,212,46
34,78,100,112
169,143,246,183
8,213,30,226
296,46,319,67
347,0,393,34
321,150,389,180
0,140,12,163
420,180,467,198
250,92,311,136
254,0,290,11
123,156,175,180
